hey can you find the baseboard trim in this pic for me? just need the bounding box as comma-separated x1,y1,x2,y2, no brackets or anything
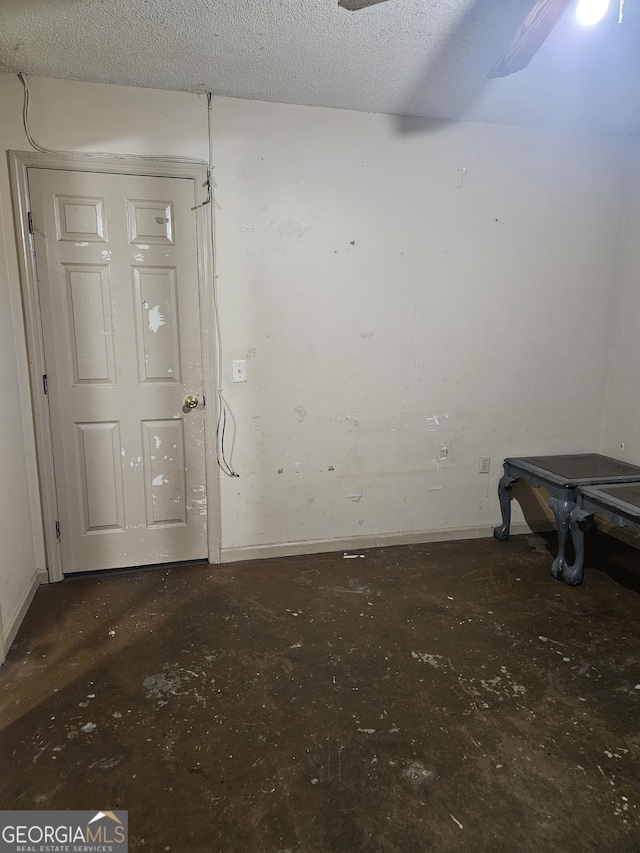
2,569,47,655
221,521,554,564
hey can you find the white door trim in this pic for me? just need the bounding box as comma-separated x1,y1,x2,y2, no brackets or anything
0,602,5,665
9,151,221,581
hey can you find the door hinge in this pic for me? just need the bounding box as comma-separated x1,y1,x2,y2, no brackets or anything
28,211,34,235
43,374,48,395
55,520,61,541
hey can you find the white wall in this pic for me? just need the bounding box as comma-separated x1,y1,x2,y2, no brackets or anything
212,97,627,557
601,141,640,461
0,164,40,655
0,73,630,627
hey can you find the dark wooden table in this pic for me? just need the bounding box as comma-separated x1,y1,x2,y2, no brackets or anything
493,454,640,584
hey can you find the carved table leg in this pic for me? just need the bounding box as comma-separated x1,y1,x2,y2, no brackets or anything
493,474,519,541
562,507,588,586
549,496,575,580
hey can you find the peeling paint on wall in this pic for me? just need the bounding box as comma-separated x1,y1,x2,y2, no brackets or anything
148,305,166,333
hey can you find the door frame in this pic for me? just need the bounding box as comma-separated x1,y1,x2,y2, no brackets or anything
9,151,221,582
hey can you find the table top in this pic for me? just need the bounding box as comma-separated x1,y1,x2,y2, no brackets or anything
505,454,640,487
578,482,640,519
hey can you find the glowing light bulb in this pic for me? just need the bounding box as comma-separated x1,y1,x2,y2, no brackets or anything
576,0,610,26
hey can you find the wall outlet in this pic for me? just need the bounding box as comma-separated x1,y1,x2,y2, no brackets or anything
478,455,491,474
232,359,247,382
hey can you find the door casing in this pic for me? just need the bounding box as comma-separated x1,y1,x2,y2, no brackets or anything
9,151,221,581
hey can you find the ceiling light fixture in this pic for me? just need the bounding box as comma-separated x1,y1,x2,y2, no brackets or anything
575,0,610,26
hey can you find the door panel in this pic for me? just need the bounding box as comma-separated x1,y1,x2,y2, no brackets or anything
28,168,207,573
65,264,116,384
76,421,125,532
132,266,182,383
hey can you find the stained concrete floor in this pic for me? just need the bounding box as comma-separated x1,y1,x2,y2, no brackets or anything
1,533,640,852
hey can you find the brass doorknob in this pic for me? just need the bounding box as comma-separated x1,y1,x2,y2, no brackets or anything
184,395,199,409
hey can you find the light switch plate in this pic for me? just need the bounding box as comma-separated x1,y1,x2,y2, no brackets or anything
232,359,247,382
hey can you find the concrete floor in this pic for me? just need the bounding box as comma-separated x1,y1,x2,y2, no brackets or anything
1,533,639,852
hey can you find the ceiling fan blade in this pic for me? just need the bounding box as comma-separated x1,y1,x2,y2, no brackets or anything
338,0,389,10
488,0,574,78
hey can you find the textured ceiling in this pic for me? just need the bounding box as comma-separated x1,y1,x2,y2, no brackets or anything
1,0,639,133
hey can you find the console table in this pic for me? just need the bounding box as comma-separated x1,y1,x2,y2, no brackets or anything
493,454,640,585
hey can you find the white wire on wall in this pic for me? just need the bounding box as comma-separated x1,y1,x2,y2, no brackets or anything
19,72,239,478
206,92,239,478
20,72,206,167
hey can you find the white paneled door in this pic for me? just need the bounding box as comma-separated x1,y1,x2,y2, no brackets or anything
28,168,208,573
